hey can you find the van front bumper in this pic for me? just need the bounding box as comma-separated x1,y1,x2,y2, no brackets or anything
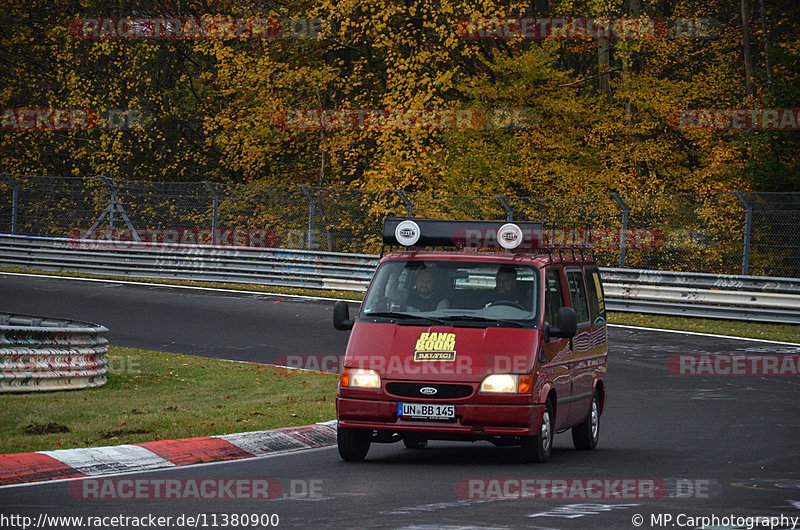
337,397,543,437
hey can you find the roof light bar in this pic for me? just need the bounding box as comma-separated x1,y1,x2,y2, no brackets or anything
383,218,545,250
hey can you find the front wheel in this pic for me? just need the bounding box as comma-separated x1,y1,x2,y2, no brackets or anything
572,391,600,450
521,399,553,463
337,427,371,461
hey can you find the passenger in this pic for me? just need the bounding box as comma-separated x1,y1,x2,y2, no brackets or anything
406,268,450,312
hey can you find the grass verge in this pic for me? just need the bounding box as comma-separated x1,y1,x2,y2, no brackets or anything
0,346,338,455
607,312,800,344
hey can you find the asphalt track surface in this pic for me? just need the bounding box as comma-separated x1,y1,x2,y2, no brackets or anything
0,273,352,364
2,273,800,529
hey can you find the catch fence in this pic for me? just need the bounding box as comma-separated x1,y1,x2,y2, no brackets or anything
1,174,798,277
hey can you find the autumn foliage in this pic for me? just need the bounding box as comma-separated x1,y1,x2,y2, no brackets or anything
1,0,798,197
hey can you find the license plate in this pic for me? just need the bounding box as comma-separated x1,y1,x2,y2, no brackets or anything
397,402,455,420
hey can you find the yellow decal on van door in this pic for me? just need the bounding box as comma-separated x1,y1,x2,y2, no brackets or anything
593,272,605,313
414,332,456,361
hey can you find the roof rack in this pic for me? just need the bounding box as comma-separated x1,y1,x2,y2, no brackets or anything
545,247,595,263
382,218,598,260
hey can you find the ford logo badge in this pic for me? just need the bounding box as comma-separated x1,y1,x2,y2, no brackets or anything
420,387,437,395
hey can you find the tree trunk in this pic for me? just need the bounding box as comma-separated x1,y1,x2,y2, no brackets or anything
759,0,772,85
741,0,755,96
598,38,611,100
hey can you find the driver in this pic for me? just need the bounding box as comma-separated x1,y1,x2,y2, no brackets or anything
406,267,450,312
486,266,525,308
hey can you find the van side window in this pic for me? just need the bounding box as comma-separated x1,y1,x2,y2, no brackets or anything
544,270,563,326
585,267,606,324
565,269,590,326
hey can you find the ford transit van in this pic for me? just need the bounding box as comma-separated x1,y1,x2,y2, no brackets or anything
333,219,608,463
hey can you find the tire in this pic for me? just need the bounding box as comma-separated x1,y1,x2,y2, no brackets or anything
572,391,600,450
403,434,427,449
521,398,553,463
337,427,371,461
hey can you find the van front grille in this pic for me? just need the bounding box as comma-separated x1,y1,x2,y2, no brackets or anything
385,382,473,399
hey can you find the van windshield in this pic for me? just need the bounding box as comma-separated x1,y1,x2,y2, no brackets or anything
361,260,539,327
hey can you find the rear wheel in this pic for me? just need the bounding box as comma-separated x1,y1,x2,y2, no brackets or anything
403,434,427,449
521,399,553,463
572,391,600,450
337,427,371,461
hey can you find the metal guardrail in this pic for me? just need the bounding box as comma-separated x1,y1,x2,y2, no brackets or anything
0,234,376,292
600,268,800,294
601,268,800,324
2,234,799,324
0,312,109,392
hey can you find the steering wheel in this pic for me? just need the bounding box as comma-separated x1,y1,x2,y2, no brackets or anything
370,295,391,312
488,300,525,310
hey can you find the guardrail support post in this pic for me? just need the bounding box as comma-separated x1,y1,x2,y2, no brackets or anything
203,182,219,245
299,185,315,250
611,192,629,268
734,190,752,275
496,195,514,221
2,173,18,234
395,190,413,218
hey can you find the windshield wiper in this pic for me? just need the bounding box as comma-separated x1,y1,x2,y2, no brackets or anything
364,312,448,325
443,315,525,328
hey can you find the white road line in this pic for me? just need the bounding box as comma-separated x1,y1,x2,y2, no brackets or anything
608,324,800,346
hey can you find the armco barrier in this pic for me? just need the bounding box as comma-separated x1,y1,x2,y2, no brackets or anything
1,234,799,324
0,234,375,292
0,312,109,392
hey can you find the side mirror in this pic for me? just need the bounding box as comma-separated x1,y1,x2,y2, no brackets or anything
333,300,354,331
546,307,577,340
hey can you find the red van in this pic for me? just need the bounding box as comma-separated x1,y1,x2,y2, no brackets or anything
333,219,608,462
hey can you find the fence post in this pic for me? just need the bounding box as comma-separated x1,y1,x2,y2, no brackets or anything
203,182,219,245
611,192,629,268
102,175,116,230
495,195,514,221
299,185,315,250
394,190,413,217
1,173,18,234
734,191,752,275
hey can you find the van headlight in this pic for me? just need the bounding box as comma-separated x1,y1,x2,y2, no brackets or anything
341,368,381,389
480,374,532,394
